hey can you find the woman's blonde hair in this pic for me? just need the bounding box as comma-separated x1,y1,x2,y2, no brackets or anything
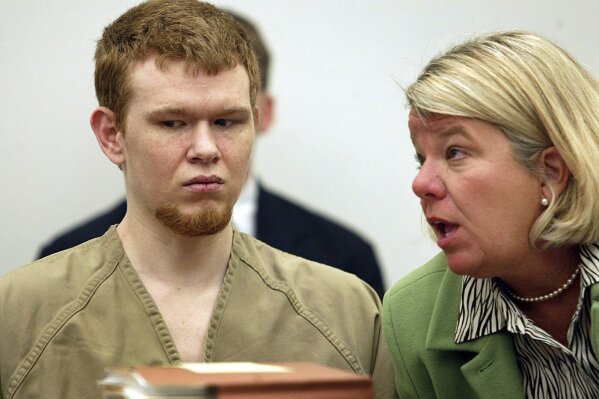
406,31,599,247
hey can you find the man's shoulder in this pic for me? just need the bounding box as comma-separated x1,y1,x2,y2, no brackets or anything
257,186,373,249
225,232,392,393
2,229,123,309
233,232,380,307
38,199,127,258
255,186,386,298
0,229,123,377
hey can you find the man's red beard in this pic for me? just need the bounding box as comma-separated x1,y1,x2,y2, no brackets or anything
154,200,232,236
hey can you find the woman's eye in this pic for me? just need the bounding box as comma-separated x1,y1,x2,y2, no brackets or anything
414,153,424,169
447,147,464,160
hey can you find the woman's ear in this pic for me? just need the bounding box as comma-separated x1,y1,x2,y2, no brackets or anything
539,146,571,199
90,107,125,167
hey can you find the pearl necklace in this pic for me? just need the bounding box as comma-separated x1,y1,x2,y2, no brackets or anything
502,265,581,303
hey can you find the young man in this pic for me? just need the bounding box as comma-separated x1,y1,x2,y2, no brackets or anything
0,1,394,398
37,10,386,298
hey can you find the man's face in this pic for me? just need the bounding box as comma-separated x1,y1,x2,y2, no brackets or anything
118,56,255,236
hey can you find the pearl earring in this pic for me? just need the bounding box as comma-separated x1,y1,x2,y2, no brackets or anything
541,197,549,207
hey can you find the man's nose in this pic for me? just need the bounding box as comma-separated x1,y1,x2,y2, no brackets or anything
187,123,220,164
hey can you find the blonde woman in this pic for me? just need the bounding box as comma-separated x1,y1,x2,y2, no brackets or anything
384,31,599,398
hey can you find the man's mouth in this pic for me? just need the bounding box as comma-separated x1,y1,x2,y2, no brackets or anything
184,175,224,185
183,175,224,193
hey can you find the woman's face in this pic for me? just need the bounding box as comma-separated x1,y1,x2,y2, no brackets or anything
410,113,545,280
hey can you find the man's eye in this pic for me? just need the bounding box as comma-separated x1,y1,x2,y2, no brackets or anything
161,120,185,128
214,119,232,128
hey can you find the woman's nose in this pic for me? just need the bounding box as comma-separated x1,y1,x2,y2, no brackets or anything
412,162,446,201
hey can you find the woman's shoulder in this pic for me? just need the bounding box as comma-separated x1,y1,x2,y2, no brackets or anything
386,252,449,301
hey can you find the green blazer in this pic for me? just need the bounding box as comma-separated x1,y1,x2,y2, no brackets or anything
384,252,599,398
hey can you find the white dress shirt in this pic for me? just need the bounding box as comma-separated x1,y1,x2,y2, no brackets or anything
232,174,258,236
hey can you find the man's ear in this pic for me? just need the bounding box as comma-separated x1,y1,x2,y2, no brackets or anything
256,92,275,135
539,146,571,199
252,105,261,135
90,107,125,166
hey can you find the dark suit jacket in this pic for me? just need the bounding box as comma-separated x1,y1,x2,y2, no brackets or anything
38,185,385,297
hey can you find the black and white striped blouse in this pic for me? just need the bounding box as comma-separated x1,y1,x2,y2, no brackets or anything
455,243,599,398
